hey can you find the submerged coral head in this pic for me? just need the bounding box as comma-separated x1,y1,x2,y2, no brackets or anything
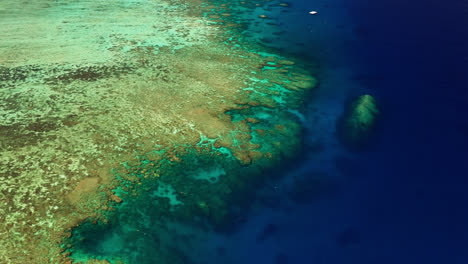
337,94,380,150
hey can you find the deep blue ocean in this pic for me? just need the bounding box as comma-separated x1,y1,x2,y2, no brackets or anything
172,0,468,263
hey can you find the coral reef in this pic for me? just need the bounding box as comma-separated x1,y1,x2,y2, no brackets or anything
337,94,380,149
0,0,318,263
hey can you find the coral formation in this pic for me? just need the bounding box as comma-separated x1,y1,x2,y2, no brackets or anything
337,94,380,149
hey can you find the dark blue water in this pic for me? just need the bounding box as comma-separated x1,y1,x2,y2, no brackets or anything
176,0,468,263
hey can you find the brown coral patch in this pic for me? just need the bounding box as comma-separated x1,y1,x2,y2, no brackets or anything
248,150,263,162
245,117,260,124
275,124,287,133
232,150,251,165
187,108,234,138
67,177,100,205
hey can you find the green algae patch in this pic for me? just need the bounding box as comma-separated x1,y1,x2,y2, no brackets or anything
337,94,380,149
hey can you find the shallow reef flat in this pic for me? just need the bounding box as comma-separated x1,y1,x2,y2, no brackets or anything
0,0,317,263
